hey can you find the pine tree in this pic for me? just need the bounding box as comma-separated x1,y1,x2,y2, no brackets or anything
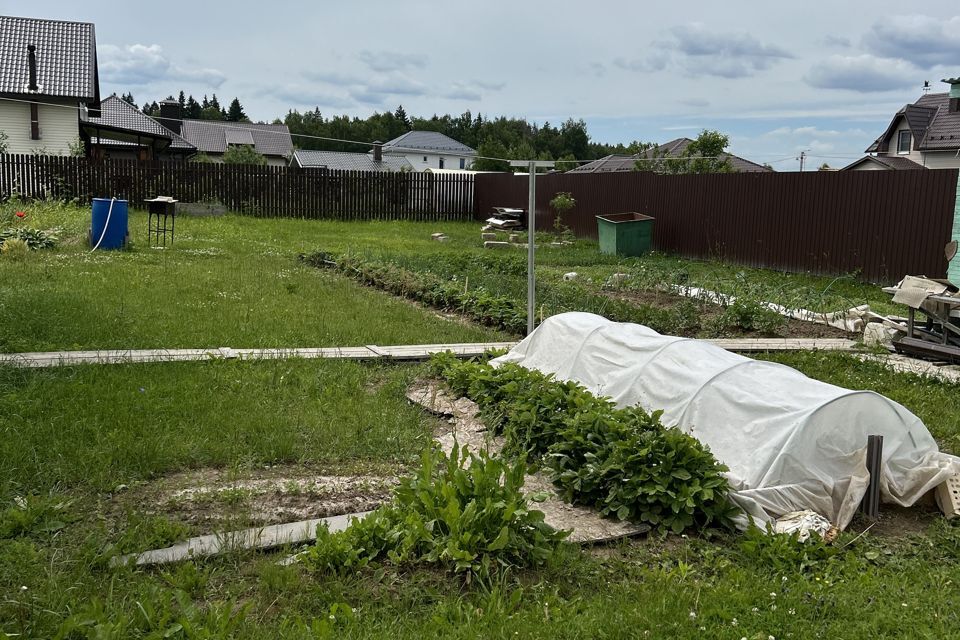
226,98,247,122
178,90,186,111
120,92,136,106
394,104,411,130
185,95,202,119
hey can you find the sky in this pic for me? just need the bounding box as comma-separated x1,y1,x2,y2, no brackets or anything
5,1,960,170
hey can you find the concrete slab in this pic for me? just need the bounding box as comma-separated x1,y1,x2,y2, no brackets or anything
113,511,370,567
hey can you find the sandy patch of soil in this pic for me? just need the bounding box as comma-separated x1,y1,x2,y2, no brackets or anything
110,465,399,531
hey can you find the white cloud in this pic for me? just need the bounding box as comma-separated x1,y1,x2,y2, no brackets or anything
357,50,427,73
863,15,960,67
99,43,226,88
804,54,918,92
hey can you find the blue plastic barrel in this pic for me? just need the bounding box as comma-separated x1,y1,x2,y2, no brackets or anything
90,198,129,249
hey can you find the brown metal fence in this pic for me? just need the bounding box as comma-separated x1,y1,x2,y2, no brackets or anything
474,169,960,282
0,154,475,221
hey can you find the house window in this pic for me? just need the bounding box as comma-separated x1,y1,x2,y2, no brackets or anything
423,156,427,162
439,157,445,169
897,130,911,154
459,158,466,169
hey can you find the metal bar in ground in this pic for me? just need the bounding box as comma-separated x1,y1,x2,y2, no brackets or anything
860,434,883,519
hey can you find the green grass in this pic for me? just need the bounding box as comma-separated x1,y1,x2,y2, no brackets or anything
0,359,432,496
0,201,505,352
0,200,954,637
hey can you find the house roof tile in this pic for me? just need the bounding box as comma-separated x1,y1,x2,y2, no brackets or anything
0,15,98,100
841,155,926,170
382,130,476,155
180,120,293,157
568,138,772,173
86,95,194,149
292,149,411,171
866,91,960,153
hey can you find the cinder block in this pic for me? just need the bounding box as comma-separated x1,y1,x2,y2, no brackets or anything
481,232,497,241
484,241,511,249
937,474,960,518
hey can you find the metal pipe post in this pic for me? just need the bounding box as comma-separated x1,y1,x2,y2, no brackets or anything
527,161,536,335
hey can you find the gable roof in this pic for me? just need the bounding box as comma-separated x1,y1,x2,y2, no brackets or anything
0,15,99,101
569,138,772,173
841,155,926,171
85,95,194,150
180,120,293,157
866,92,960,153
382,130,476,155
292,149,412,172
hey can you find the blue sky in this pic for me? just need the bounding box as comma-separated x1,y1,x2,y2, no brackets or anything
5,0,960,169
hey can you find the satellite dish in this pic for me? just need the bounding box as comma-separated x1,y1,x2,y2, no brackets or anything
946,240,958,262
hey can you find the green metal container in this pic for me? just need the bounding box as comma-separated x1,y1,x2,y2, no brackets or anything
596,212,654,257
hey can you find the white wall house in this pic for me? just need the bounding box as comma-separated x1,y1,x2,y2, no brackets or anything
845,77,960,171
379,131,476,172
0,16,99,156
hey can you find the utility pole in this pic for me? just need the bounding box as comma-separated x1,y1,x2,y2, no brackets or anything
509,160,555,335
797,150,808,172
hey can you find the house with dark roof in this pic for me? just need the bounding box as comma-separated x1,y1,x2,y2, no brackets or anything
844,78,960,171
83,95,193,161
381,130,476,171
177,119,293,166
568,138,772,174
0,15,100,155
290,148,411,172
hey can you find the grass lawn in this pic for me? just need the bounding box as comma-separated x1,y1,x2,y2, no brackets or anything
2,200,956,637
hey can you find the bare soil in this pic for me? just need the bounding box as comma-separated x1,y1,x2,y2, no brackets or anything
108,464,401,532
602,288,855,339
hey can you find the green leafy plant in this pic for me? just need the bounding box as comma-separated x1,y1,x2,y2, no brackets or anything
222,144,267,166
0,494,74,539
738,523,839,573
0,129,8,154
306,444,567,578
430,356,739,532
0,227,60,250
549,192,576,241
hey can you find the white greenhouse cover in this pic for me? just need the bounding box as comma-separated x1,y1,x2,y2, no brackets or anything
492,312,960,529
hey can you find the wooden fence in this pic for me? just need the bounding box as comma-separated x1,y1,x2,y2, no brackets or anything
0,154,475,221
474,169,960,282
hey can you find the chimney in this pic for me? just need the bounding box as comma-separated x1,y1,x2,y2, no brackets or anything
372,141,383,162
944,77,960,113
158,99,182,134
27,44,38,91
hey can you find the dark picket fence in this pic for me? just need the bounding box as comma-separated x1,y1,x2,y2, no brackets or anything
474,169,960,282
0,154,475,220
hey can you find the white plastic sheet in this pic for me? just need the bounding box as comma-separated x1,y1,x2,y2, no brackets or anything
493,312,960,529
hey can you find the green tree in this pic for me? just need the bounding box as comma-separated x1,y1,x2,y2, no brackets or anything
184,95,202,119
222,144,266,166
226,97,248,122
394,104,411,130
0,129,8,154
120,92,136,106
635,130,735,174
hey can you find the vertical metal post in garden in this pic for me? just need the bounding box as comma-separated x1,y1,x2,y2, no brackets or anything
510,160,555,335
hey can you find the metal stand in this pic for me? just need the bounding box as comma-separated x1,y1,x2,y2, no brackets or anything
146,197,177,247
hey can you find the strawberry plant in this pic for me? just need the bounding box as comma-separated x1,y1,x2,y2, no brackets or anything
430,355,739,533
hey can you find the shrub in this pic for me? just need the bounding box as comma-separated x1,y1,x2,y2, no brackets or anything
430,356,739,533
1,237,29,259
306,444,566,578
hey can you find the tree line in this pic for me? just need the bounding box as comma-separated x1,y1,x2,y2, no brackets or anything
121,91,249,123
122,90,739,173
